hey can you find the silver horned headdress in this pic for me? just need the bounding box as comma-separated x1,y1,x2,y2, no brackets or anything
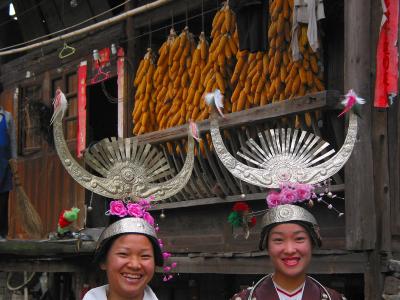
51,89,195,201
209,100,358,188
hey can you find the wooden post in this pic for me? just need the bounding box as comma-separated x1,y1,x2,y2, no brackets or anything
125,0,140,136
344,0,376,251
370,0,391,253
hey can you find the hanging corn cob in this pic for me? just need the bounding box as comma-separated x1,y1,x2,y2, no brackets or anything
185,32,209,122
162,26,196,129
132,48,156,135
199,2,238,120
154,28,177,130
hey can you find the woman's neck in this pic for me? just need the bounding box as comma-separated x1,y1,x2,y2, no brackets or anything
272,272,306,292
107,288,145,300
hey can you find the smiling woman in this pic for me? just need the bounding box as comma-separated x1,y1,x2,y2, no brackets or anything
231,204,347,300
82,200,165,300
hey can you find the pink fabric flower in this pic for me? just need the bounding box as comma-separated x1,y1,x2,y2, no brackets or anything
295,184,313,201
109,200,127,217
266,191,282,208
163,252,171,259
138,198,151,210
280,188,297,204
171,262,177,268
142,211,155,226
126,203,144,217
163,266,171,272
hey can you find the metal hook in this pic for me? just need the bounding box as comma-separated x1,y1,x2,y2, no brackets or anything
59,42,76,59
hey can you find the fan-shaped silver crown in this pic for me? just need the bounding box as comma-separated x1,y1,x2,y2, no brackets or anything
237,128,335,183
84,137,172,190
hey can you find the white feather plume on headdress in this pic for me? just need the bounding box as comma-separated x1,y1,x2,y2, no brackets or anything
50,88,68,125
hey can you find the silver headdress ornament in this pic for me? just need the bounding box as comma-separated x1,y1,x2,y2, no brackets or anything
208,93,358,188
206,89,361,243
96,217,156,249
51,89,195,201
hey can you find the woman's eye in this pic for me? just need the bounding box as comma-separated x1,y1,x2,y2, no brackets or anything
296,237,306,242
272,239,283,243
141,254,152,259
117,252,128,257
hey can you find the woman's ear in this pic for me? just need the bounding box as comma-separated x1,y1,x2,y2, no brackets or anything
100,262,107,270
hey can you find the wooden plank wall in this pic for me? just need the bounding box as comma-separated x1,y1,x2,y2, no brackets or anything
7,152,85,239
156,199,346,254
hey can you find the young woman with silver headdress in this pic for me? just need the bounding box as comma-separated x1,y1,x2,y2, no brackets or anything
230,204,347,300
203,89,360,300
83,216,162,300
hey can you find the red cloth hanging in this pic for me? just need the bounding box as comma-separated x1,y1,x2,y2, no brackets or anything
374,0,399,108
77,61,87,158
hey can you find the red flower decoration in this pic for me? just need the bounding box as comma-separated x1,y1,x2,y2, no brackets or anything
233,202,250,212
249,216,257,227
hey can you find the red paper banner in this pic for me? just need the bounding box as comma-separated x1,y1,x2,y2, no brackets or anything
77,61,87,158
374,0,399,108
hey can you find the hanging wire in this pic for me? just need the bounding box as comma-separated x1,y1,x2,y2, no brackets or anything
185,1,189,28
170,9,174,29
0,0,133,52
201,0,205,32
101,80,122,104
148,19,152,49
0,6,220,83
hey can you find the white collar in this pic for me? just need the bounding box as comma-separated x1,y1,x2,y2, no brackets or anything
83,284,158,300
273,280,305,300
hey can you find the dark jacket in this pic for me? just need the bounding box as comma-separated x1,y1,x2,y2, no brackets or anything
231,275,347,300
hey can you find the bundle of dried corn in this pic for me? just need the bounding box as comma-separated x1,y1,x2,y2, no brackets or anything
231,50,270,112
199,2,238,120
185,32,209,122
154,28,178,130
267,0,293,103
132,48,156,135
162,26,196,129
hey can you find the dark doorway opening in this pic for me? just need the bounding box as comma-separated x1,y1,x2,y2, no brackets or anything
85,77,118,228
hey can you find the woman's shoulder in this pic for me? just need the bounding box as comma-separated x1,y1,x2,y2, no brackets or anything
230,288,251,300
307,277,348,300
82,285,108,300
325,286,348,300
230,275,272,300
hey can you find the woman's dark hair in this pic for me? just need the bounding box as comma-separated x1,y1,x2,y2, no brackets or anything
259,220,322,250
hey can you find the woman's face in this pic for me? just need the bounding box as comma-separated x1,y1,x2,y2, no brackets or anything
101,234,155,300
268,223,312,281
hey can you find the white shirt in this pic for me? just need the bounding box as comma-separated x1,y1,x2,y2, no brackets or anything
273,281,305,300
82,284,158,300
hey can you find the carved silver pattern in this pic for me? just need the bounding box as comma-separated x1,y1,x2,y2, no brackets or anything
96,217,157,249
261,204,318,228
53,110,195,201
210,112,358,187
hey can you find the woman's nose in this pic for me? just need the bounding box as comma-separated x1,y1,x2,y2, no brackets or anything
283,241,296,254
127,256,141,269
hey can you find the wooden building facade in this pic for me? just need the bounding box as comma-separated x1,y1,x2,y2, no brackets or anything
0,0,398,299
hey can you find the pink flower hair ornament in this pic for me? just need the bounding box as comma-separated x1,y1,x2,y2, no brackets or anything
266,181,344,217
266,183,315,208
105,196,177,281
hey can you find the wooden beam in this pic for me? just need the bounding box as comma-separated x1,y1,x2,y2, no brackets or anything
0,240,96,256
150,184,345,210
344,0,376,251
0,257,91,272
136,90,340,145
